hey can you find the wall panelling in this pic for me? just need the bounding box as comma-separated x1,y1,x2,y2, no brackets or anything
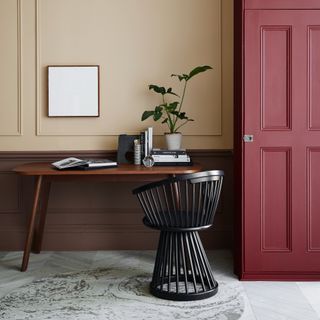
0,0,22,135
0,150,233,250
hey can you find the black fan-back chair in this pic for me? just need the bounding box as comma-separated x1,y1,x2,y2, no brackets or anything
133,170,224,301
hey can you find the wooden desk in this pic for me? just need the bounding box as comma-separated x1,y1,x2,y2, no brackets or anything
13,162,201,271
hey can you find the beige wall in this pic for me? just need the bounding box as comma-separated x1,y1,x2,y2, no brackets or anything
0,0,233,151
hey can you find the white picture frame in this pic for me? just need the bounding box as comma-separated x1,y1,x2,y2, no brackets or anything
48,65,100,117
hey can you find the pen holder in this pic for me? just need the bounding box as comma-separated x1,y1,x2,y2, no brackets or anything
134,140,141,165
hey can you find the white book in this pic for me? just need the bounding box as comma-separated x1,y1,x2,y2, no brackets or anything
85,159,118,167
153,155,191,163
52,157,117,170
144,130,148,156
52,157,86,169
147,127,153,155
152,155,190,160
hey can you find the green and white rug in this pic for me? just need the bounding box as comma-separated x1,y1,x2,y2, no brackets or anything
0,267,245,320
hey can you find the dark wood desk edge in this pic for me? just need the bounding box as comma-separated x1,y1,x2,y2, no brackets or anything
13,163,202,176
18,163,202,271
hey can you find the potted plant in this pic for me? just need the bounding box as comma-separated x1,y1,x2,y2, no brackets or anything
141,65,212,150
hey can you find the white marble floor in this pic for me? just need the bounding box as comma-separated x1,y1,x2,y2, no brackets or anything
0,250,319,320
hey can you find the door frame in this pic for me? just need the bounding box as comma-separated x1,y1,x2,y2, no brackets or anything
233,0,320,280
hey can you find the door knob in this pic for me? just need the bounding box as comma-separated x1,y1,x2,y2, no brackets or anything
243,135,254,142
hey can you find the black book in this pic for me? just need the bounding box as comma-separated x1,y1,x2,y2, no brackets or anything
140,131,145,157
71,164,118,170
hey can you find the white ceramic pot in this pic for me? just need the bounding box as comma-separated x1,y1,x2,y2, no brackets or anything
165,132,182,150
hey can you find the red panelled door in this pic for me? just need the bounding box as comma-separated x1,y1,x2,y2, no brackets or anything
244,10,320,277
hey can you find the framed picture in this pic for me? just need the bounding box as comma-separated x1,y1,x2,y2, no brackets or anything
48,65,100,117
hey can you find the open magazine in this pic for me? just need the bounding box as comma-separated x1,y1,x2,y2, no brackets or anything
52,157,117,170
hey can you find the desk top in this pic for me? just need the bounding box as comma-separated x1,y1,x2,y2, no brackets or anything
13,162,202,176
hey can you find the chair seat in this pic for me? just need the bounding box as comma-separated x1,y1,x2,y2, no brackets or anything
143,216,212,232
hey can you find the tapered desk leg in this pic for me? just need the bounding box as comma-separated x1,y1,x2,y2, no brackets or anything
21,175,43,272
32,179,51,254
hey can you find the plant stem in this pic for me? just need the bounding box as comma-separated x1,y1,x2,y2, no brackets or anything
173,80,188,128
167,114,174,132
161,116,171,132
163,94,174,133
175,120,190,132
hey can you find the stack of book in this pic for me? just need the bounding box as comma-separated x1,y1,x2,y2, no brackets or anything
140,127,153,158
151,149,192,166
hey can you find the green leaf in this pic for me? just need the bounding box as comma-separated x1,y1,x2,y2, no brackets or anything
153,106,163,121
171,74,188,82
141,111,154,121
178,112,187,119
155,106,163,113
171,111,191,120
149,84,166,95
167,87,180,97
171,66,212,82
166,101,179,112
148,85,179,97
172,112,183,119
187,65,212,81
153,111,163,121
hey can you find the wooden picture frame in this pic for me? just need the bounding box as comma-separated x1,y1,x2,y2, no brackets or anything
48,65,100,117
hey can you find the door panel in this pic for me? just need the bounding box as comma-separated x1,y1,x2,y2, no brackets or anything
308,27,320,130
261,147,292,252
244,10,320,275
261,27,292,130
245,0,320,10
307,148,320,252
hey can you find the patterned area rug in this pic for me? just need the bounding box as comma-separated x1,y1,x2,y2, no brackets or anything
0,268,245,320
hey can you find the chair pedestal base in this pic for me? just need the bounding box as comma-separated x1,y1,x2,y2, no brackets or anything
150,230,218,301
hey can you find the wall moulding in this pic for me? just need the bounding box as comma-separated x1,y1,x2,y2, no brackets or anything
35,0,223,137
0,0,22,136
0,172,23,214
0,149,233,250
